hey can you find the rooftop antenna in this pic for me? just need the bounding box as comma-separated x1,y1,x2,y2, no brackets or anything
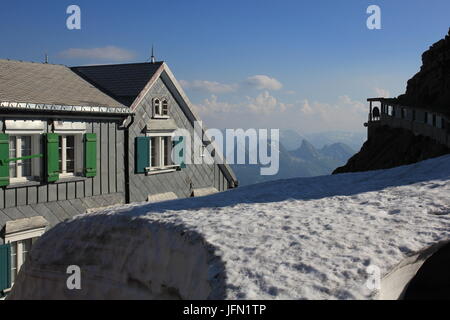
150,45,156,63
44,53,48,64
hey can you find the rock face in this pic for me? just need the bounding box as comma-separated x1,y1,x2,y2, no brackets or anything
333,126,450,174
396,28,450,113
335,29,450,175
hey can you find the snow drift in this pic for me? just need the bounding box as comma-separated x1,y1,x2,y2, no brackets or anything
8,155,450,299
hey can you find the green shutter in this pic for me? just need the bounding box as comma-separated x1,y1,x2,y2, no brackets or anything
0,243,11,291
173,136,186,168
135,137,150,173
0,134,9,187
84,133,97,177
45,133,59,182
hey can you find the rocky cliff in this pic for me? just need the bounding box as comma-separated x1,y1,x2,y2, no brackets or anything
396,28,450,113
334,29,450,174
333,125,450,174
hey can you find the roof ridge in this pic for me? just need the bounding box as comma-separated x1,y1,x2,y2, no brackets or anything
0,58,67,67
72,61,164,68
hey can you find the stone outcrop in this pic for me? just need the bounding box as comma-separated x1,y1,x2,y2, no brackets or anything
335,29,450,174
333,125,450,174
396,28,450,114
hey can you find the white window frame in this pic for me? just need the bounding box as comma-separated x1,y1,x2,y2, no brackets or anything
53,121,86,178
8,135,41,184
4,227,45,290
6,238,35,289
145,132,178,174
58,134,83,178
153,98,170,119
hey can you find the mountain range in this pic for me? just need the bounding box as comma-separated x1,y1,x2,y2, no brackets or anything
231,138,356,186
279,129,366,151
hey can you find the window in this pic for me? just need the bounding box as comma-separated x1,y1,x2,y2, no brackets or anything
10,238,35,286
162,100,169,116
153,98,169,118
9,136,34,182
59,135,76,175
150,136,172,168
163,137,170,165
154,99,161,116
150,137,157,167
387,105,394,117
10,242,17,285
2,216,47,291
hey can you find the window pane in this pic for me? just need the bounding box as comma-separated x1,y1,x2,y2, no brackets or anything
154,99,161,115
66,136,75,173
9,136,17,177
21,136,32,177
11,242,17,284
162,101,169,115
164,137,169,166
22,238,32,263
151,137,157,167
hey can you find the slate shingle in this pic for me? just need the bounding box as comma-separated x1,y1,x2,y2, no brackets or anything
71,62,163,106
0,59,126,108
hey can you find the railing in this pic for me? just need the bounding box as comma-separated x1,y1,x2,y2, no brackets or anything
0,153,43,166
366,98,450,147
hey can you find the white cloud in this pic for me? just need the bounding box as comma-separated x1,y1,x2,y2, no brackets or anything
181,74,283,94
294,95,367,132
193,91,288,117
300,99,314,115
192,95,238,115
245,75,283,91
179,80,237,94
374,88,391,98
194,93,368,133
246,91,289,114
59,46,135,62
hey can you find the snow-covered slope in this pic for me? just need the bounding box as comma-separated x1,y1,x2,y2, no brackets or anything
9,155,450,300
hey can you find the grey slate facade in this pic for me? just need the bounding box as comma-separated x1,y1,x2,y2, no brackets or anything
127,77,231,202
0,58,237,294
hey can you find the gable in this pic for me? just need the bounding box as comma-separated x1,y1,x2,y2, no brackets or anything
71,62,163,106
132,66,238,186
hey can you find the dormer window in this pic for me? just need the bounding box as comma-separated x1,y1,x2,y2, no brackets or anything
162,99,169,116
153,98,169,118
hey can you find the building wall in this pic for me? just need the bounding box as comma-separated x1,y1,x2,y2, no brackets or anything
128,77,229,203
369,104,450,147
0,116,126,241
0,193,124,245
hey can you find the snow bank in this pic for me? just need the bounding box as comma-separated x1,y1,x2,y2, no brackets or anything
379,240,450,299
8,155,450,299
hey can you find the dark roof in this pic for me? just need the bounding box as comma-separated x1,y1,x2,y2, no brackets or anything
71,62,163,106
0,59,125,108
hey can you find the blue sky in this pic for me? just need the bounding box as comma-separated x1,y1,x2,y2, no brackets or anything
1,0,449,133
